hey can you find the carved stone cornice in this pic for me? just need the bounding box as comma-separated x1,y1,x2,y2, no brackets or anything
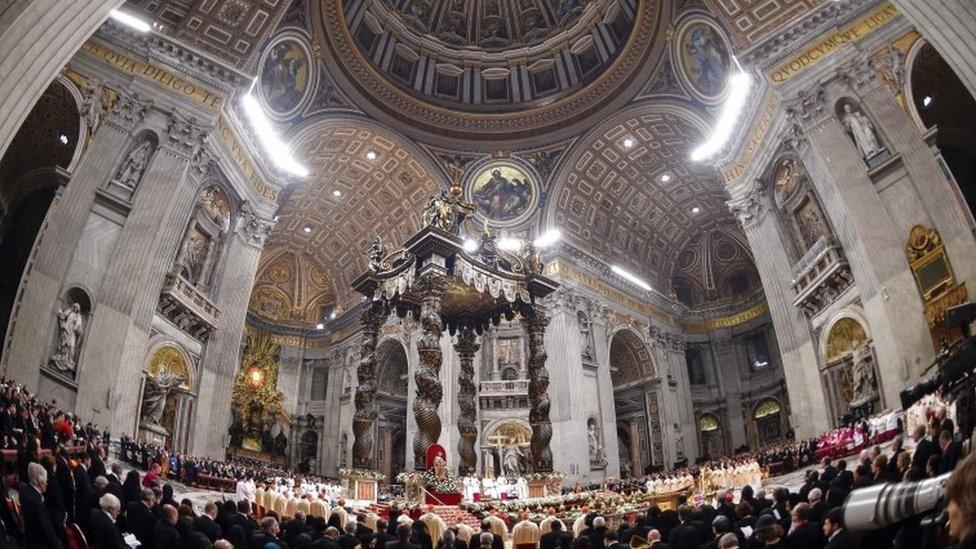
106,88,153,130
236,202,276,248
190,146,218,179
726,179,768,230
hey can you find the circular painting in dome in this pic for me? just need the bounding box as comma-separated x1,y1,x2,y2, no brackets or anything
259,34,315,118
674,18,732,104
465,160,539,227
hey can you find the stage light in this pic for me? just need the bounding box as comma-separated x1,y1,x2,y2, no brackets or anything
462,238,479,253
622,138,635,149
366,150,378,160
332,189,342,197
498,237,523,252
315,323,325,330
241,92,309,177
533,229,562,248
109,10,152,33
303,225,312,234
691,206,700,214
611,265,652,292
660,174,671,183
691,68,752,162
329,311,337,320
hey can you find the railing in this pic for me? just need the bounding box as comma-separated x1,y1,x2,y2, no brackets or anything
479,379,529,395
790,236,834,281
161,273,220,328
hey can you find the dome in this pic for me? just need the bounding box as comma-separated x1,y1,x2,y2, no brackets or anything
314,0,663,147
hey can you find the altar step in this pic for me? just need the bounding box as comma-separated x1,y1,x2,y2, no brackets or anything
430,505,482,530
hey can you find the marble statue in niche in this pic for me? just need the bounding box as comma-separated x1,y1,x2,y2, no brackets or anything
340,433,349,467
176,229,208,283
841,103,883,160
587,417,607,467
578,310,594,361
140,369,185,430
674,425,686,461
115,139,153,191
503,444,524,477
50,303,84,373
850,343,878,404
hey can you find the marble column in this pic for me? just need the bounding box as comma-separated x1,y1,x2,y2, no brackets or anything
891,0,976,100
77,111,208,436
2,91,151,385
728,182,829,437
0,0,122,160
796,80,933,405
190,202,272,458
526,302,553,472
353,302,383,470
455,327,479,476
413,272,445,469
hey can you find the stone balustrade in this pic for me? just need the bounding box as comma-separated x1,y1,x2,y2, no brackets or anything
158,273,220,339
790,237,854,317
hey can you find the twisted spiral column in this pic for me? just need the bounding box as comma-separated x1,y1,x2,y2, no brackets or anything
413,273,446,469
352,303,383,470
455,327,480,475
527,304,553,472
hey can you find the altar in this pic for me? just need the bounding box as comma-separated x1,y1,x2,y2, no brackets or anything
345,182,562,499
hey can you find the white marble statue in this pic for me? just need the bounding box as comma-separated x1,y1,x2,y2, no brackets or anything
503,444,523,478
116,140,153,190
140,369,184,430
51,303,84,372
850,343,877,403
842,104,882,160
587,420,607,465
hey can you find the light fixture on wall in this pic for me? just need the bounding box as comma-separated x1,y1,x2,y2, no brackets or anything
923,96,933,107
611,265,652,291
58,134,69,145
315,323,325,330
533,229,562,248
691,62,752,162
240,92,309,177
109,10,152,33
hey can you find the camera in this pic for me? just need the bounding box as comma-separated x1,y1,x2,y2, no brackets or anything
843,472,950,531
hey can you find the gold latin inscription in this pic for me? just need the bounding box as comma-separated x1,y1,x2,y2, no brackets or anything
80,39,223,110
216,116,281,203
768,3,899,85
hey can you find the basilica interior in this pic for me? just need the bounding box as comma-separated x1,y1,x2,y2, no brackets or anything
3,0,976,539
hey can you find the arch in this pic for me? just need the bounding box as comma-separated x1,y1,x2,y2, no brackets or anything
821,313,871,366
481,418,532,446
144,342,195,392
299,430,319,462
753,397,782,420
699,413,720,432
609,327,655,386
375,337,408,396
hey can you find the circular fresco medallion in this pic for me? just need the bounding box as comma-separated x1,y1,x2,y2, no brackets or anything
674,17,732,104
259,33,316,119
464,159,539,227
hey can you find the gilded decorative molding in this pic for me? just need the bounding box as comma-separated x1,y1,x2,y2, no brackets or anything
681,301,769,333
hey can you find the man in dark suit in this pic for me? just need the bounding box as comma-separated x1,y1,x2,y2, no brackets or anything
911,425,938,471
20,462,64,549
823,507,859,549
786,503,822,549
540,520,572,549
469,521,503,549
126,488,158,548
73,453,96,532
153,504,182,549
339,521,361,549
104,463,125,503
226,499,259,544
373,520,395,549
89,493,127,549
604,530,625,549
55,446,76,522
938,430,963,474
253,516,288,549
387,523,422,549
668,505,708,549
355,513,374,546
585,516,609,549
835,460,854,491
700,515,731,549
193,501,223,543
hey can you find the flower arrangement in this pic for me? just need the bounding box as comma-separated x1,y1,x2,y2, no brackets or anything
339,468,387,482
421,469,460,493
